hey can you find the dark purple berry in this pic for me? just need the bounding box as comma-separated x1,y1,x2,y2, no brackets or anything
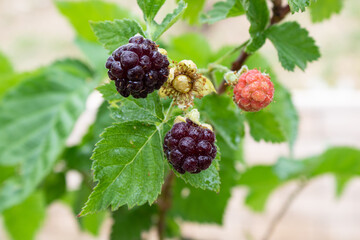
198,156,212,170
111,62,124,78
170,149,183,166
129,35,144,44
127,66,145,81
120,51,139,69
170,122,188,139
163,120,216,174
105,35,169,98
178,137,196,155
182,157,198,173
197,140,212,154
203,128,215,142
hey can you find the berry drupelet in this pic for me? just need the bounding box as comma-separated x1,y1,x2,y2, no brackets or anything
163,119,217,174
106,35,170,98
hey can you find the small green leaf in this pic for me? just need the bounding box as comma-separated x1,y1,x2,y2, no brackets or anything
239,166,282,212
245,111,286,143
80,121,165,215
3,191,46,240
266,21,320,71
151,0,187,41
173,148,221,192
200,0,245,24
0,59,94,212
196,94,244,150
91,19,145,53
180,0,206,24
288,0,311,13
97,83,164,124
55,0,134,41
241,0,270,53
137,0,166,23
110,205,156,240
309,0,343,23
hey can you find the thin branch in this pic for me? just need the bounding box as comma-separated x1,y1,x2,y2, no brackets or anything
261,181,307,240
217,2,290,94
157,171,175,240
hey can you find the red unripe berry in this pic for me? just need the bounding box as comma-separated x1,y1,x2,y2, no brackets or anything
233,69,274,112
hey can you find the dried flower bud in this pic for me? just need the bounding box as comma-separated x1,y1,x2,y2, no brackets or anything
159,60,216,109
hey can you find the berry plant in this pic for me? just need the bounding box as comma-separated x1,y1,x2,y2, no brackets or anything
0,0,357,240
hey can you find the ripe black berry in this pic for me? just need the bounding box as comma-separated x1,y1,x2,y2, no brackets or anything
163,120,217,174
105,35,170,98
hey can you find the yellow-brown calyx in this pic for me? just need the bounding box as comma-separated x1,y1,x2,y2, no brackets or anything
159,60,216,110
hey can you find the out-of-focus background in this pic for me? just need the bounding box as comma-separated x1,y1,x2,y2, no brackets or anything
0,0,360,239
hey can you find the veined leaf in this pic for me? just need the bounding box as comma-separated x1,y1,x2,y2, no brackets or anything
288,0,311,13
241,0,270,53
80,121,165,215
0,59,94,212
266,21,320,71
91,19,145,53
151,0,187,41
137,0,166,23
200,0,245,24
97,83,164,124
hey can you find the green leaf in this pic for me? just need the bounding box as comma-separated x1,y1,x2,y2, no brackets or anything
173,148,221,192
0,59,94,212
238,166,282,212
309,0,343,23
91,19,145,53
180,0,206,24
288,0,311,13
245,54,299,148
196,94,244,150
0,166,16,185
110,205,155,240
0,51,17,99
137,0,166,23
151,0,187,41
3,191,46,240
55,0,134,41
166,33,212,68
63,102,113,174
273,157,305,180
245,111,286,143
266,21,320,71
97,83,164,124
171,135,241,223
241,0,270,53
200,0,245,24
80,121,165,215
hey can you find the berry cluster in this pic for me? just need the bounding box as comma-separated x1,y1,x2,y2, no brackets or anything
106,35,169,98
233,69,274,112
163,119,217,174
